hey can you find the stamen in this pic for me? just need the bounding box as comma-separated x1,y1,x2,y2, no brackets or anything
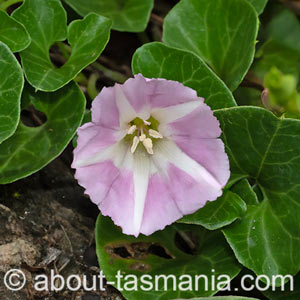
143,138,154,155
127,125,137,135
143,119,151,126
131,136,139,153
139,134,146,142
149,129,163,139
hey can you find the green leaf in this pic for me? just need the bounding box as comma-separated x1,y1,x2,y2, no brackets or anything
0,10,30,52
179,191,247,230
231,179,259,206
0,42,24,144
0,82,85,184
174,297,260,300
246,0,268,14
96,215,241,300
163,0,259,91
63,0,153,32
214,107,300,283
13,0,111,92
132,42,236,110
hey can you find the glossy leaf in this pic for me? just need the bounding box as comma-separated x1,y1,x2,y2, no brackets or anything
0,42,24,144
0,10,30,52
132,42,236,110
246,0,268,14
179,191,247,230
96,215,241,300
214,107,300,283
13,0,111,91
0,82,85,184
231,179,259,206
163,0,259,91
64,0,153,32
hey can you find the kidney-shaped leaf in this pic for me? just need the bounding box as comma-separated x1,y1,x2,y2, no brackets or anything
179,191,247,230
13,0,111,92
246,0,268,14
231,179,259,206
132,42,236,110
0,10,30,52
163,0,259,91
64,0,153,32
214,107,300,284
96,215,241,300
0,82,85,184
0,42,24,144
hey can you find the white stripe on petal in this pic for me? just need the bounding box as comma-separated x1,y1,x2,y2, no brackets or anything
151,100,201,124
153,139,222,189
73,144,116,168
133,152,151,236
73,141,131,169
115,84,137,125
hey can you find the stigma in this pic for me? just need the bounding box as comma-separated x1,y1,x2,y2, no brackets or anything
127,118,163,155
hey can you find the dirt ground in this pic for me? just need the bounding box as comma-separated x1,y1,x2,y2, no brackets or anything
0,147,125,299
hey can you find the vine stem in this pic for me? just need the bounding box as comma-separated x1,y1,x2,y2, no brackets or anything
0,0,22,10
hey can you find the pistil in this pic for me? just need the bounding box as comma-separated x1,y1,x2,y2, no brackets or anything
128,118,163,155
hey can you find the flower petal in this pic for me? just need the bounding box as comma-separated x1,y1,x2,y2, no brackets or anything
151,100,202,124
153,139,222,189
115,84,137,125
139,139,225,236
162,101,222,139
140,173,182,235
91,87,120,129
75,160,136,234
72,123,118,167
173,136,230,187
120,74,199,113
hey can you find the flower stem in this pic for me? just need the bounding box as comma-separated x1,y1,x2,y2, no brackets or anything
87,73,100,100
92,61,128,83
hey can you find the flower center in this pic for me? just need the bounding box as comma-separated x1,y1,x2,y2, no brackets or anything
126,117,163,155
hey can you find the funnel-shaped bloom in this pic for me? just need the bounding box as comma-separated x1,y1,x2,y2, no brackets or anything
72,74,230,237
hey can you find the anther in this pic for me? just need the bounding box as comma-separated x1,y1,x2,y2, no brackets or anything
131,136,139,153
139,134,146,142
127,125,137,135
143,138,154,155
149,129,163,139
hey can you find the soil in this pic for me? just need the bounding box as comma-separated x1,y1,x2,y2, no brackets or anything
0,149,124,300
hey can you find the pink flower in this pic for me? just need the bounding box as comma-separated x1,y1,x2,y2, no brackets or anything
72,74,230,237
